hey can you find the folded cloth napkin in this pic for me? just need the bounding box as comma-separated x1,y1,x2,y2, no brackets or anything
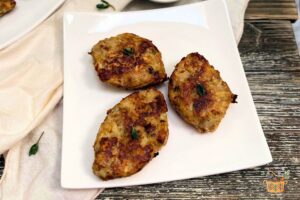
0,0,249,199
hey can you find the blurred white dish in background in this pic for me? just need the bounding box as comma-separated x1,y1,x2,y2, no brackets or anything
0,0,65,50
149,0,180,3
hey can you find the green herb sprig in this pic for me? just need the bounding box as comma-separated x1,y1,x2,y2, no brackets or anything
96,0,116,11
131,127,139,140
29,131,44,156
123,47,134,56
196,84,206,96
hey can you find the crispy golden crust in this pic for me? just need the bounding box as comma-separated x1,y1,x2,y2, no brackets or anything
168,52,237,133
93,88,169,180
0,0,16,17
90,33,167,90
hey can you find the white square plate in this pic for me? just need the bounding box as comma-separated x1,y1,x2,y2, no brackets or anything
0,0,65,49
62,0,272,188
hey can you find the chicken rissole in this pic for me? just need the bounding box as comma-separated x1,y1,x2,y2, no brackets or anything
93,88,169,180
168,52,237,133
90,33,167,90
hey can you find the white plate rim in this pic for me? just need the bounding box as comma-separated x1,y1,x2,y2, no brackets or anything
62,0,272,189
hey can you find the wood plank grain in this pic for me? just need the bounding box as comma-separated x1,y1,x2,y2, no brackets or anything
0,21,299,199
245,0,298,21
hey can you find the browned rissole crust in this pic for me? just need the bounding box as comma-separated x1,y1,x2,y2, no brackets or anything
168,52,237,133
93,88,169,180
0,0,16,17
90,33,167,90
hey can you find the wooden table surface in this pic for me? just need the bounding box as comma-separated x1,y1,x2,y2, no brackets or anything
1,0,299,199
245,0,298,21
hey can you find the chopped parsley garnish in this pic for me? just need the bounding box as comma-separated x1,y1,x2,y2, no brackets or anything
123,47,134,56
131,127,139,140
29,131,45,156
96,0,115,10
196,84,206,96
